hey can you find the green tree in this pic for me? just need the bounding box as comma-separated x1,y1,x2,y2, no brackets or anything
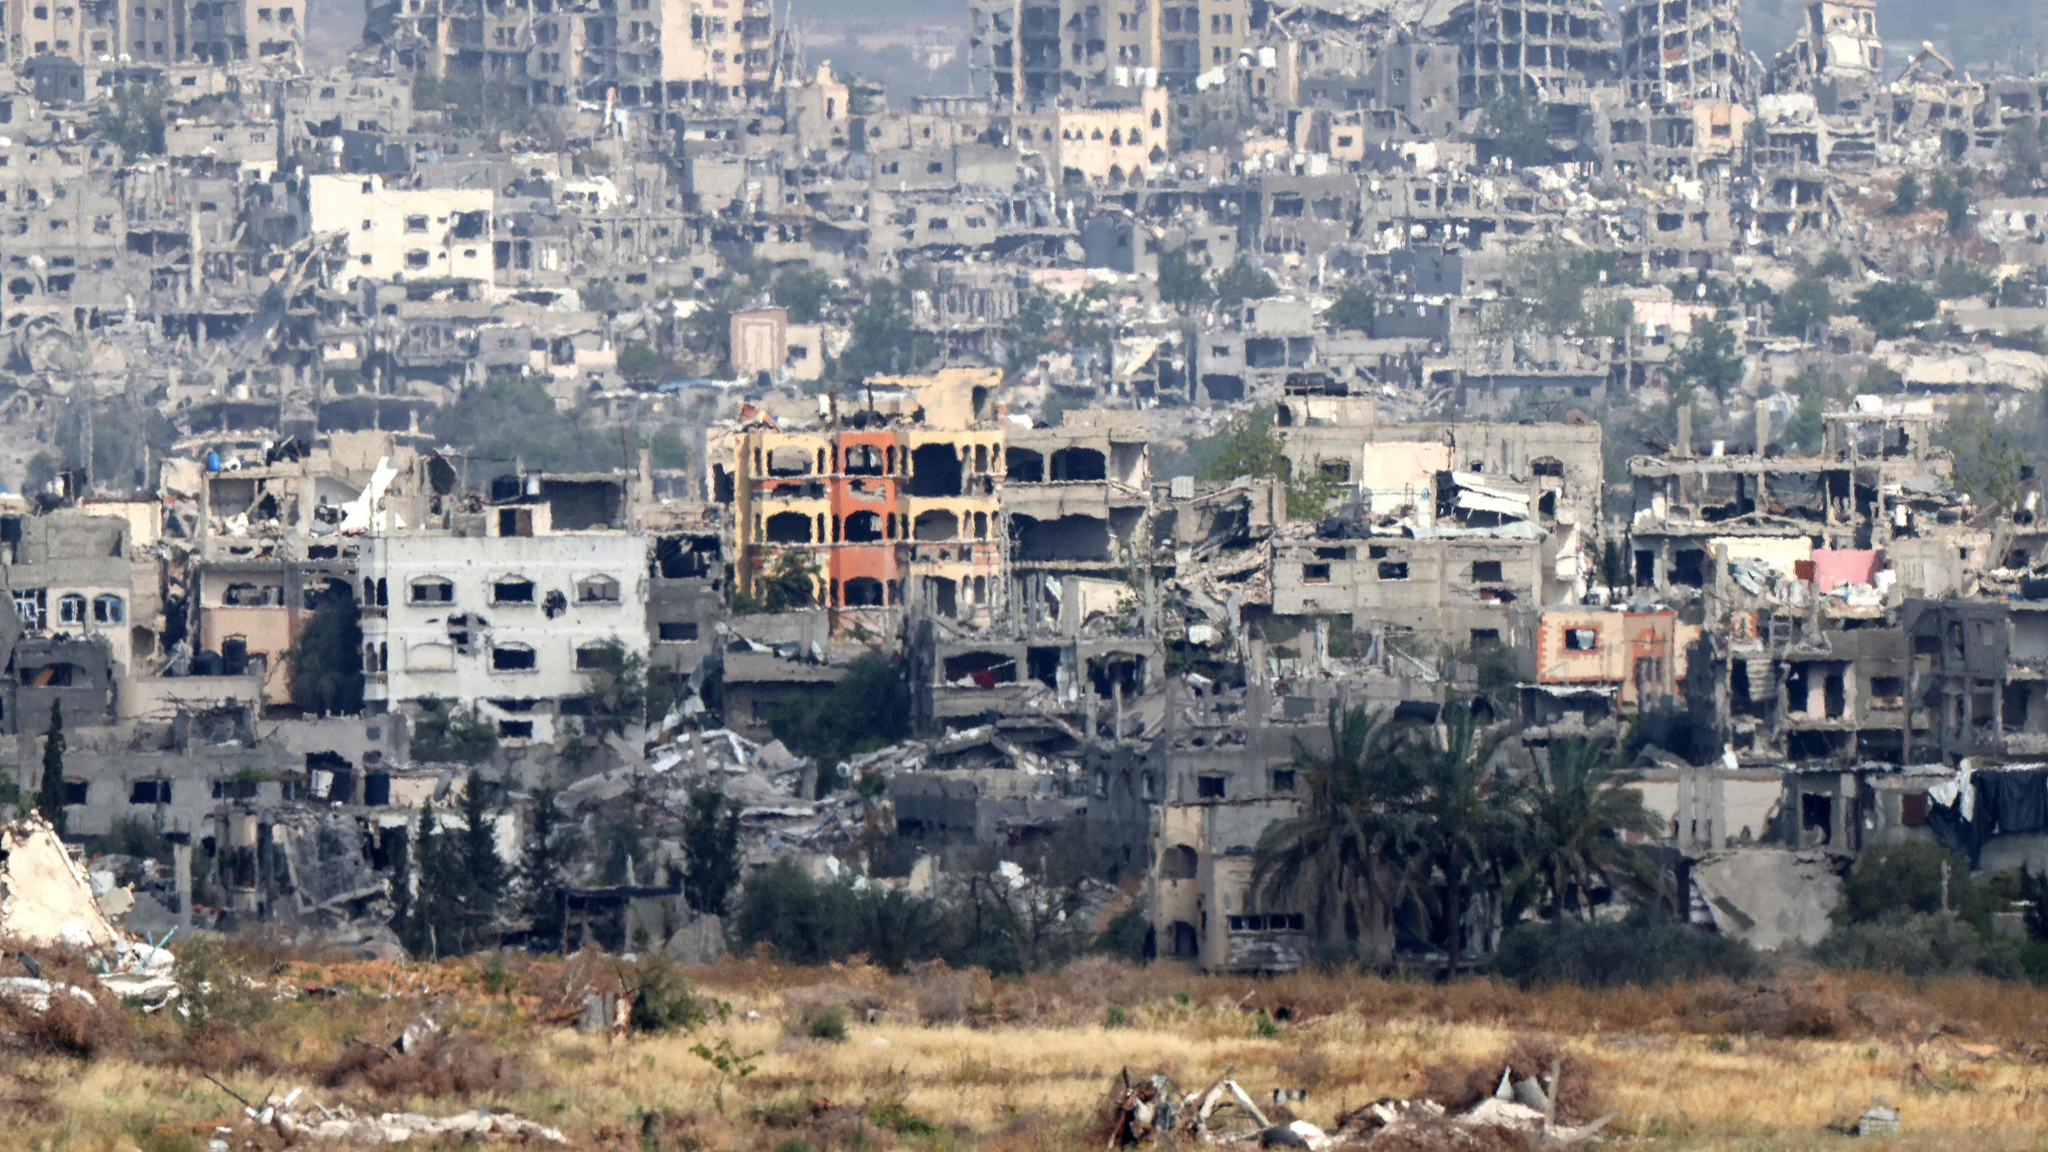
732,859,857,964
1254,708,1420,962
93,83,166,159
1327,285,1378,332
1771,275,1837,337
389,818,418,947
1783,369,1836,454
1999,117,2046,196
617,341,673,381
1058,286,1112,351
1942,394,2029,509
1665,319,1744,400
429,374,652,472
1890,172,1922,215
577,637,673,736
1157,247,1213,311
768,655,911,787
411,698,498,764
1852,280,1939,340
1213,258,1278,311
36,702,65,835
1811,250,1855,279
771,266,834,323
1511,736,1661,921
678,280,753,376
1489,245,1635,339
1928,169,1976,236
1935,259,1997,301
682,788,743,917
837,280,939,380
730,549,820,613
458,771,507,947
1405,700,1525,974
1197,405,1288,483
521,785,569,945
1835,839,2000,930
1192,405,1337,519
1001,287,1060,376
288,584,364,716
396,806,439,955
1479,89,1552,167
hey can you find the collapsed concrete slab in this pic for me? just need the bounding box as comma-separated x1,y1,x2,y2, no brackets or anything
1691,849,1841,951
0,816,123,953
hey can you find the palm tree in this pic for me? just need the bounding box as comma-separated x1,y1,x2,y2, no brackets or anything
1404,699,1526,976
1515,736,1664,922
1254,707,1421,964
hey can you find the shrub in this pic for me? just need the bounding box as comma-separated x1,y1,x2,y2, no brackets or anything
789,1002,849,1043
1836,840,2001,930
867,1100,938,1136
1492,911,1759,987
1815,911,2020,979
631,954,710,1033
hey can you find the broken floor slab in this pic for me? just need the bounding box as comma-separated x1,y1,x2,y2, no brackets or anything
0,816,124,953
1691,849,1841,951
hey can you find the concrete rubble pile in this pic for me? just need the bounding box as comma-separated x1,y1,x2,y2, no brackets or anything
1107,1064,1617,1148
0,816,182,1013
237,1087,567,1146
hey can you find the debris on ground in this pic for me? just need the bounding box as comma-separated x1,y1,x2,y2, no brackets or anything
236,1086,569,1145
1109,1062,1616,1147
1853,1105,1900,1137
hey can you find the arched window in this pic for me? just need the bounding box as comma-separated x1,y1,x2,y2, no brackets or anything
490,642,538,671
491,576,536,604
407,641,454,671
56,593,86,624
576,574,621,603
408,576,454,604
93,594,123,623
843,510,885,543
1160,844,1198,880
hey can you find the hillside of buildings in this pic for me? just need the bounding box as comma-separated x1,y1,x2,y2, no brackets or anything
3,0,2048,1142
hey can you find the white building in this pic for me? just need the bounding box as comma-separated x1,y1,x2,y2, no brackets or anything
307,175,494,290
359,518,648,747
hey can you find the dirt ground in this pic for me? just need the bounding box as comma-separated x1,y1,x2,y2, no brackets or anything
5,949,2048,1151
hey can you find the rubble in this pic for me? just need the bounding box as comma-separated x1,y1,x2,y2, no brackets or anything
1109,1064,1615,1148
0,817,123,953
238,1086,568,1146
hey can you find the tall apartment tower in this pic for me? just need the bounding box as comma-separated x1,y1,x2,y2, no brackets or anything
969,0,1248,107
1620,0,1751,103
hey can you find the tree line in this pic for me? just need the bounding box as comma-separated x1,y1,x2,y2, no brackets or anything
1255,702,1663,975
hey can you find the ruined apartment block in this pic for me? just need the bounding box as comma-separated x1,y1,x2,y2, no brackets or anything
727,370,1007,638
359,488,650,746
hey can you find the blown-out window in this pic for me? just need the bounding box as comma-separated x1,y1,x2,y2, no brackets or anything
409,576,455,604
576,574,621,603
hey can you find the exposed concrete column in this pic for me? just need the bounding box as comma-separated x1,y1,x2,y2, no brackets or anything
172,837,192,932
1836,772,1856,853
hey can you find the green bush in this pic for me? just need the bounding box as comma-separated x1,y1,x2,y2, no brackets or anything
790,1002,849,1043
867,1100,938,1136
99,816,171,863
1815,912,2020,980
410,698,498,765
630,954,710,1033
1836,841,2000,931
1492,911,1760,987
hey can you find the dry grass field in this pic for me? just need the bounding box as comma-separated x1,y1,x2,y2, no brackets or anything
6,945,2048,1151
